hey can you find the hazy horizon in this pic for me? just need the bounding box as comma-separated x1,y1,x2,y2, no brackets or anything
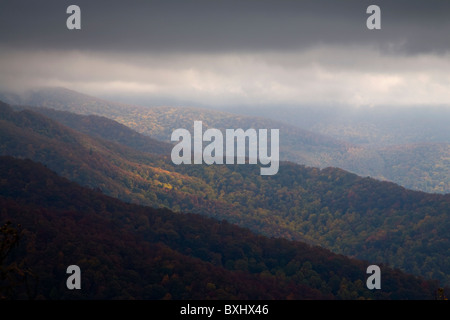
1,0,450,110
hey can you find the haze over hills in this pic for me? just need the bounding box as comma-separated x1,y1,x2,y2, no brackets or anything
226,105,450,146
0,87,352,169
1,0,450,303
1,99,449,287
1,87,448,194
225,105,450,194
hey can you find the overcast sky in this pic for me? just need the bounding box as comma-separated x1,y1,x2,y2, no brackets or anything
1,0,450,108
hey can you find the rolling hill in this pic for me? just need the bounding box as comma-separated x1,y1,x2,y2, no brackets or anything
1,87,448,194
1,99,449,287
15,106,173,156
0,156,443,300
226,105,450,194
234,105,450,146
0,87,351,169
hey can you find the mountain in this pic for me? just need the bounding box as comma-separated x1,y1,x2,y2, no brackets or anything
2,87,448,194
0,87,352,169
14,105,173,156
227,105,450,146
0,87,140,120
224,105,450,194
1,100,449,287
0,100,181,207
0,156,443,300
374,142,449,193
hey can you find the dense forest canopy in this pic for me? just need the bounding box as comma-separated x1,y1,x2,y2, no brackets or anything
2,87,448,194
0,101,449,287
0,156,444,300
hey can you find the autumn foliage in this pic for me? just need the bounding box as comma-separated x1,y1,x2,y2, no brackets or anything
0,156,445,300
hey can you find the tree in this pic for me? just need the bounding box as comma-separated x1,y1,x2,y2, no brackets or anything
0,221,37,300
435,288,448,300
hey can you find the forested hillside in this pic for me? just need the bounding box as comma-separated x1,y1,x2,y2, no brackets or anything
2,87,448,193
0,156,442,300
227,105,450,194
1,100,449,287
230,105,450,146
18,106,173,156
1,87,351,169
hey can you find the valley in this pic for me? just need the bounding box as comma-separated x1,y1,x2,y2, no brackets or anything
1,96,449,289
2,87,448,194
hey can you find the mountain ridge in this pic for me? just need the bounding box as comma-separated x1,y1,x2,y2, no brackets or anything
0,155,443,300
2,86,448,193
0,99,449,287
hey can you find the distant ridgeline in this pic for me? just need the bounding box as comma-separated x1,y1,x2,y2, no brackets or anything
0,94,449,288
1,87,448,194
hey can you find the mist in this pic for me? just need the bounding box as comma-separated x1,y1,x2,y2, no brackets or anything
1,0,450,110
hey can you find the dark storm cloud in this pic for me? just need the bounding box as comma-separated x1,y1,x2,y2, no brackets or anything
1,0,449,55
1,0,449,107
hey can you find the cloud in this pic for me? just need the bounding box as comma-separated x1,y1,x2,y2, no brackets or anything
1,45,449,108
1,0,450,55
1,0,450,108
